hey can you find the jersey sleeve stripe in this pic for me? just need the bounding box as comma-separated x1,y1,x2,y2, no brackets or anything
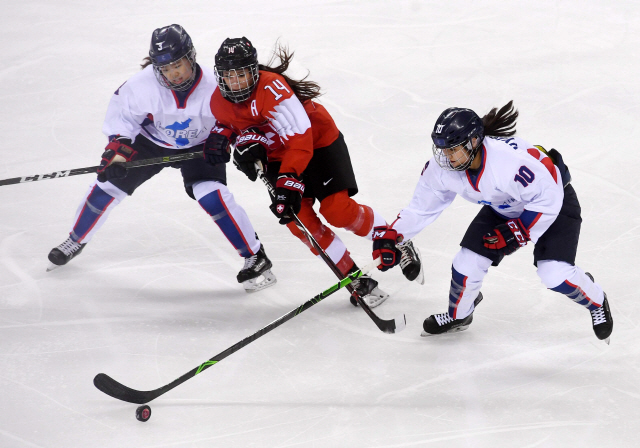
268,97,311,140
519,209,542,230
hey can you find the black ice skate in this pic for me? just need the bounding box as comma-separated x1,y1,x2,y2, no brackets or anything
586,272,613,344
237,245,277,292
349,274,389,308
421,292,484,336
398,240,424,284
47,237,86,271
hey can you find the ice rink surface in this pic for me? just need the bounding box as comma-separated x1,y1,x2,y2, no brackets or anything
1,1,639,446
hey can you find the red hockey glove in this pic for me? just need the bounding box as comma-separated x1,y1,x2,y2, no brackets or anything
269,173,304,225
97,137,137,182
233,131,269,182
483,218,530,256
203,125,235,165
372,226,402,271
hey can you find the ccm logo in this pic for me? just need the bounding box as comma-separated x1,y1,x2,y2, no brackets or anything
284,180,304,192
507,221,527,246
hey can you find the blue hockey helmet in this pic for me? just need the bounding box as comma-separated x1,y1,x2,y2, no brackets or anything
149,24,197,91
431,107,484,171
214,37,260,103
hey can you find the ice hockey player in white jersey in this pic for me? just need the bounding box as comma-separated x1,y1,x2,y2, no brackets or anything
47,24,276,292
371,102,613,343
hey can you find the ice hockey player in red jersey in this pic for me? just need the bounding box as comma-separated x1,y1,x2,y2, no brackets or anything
206,37,422,307
47,25,276,292
372,102,613,342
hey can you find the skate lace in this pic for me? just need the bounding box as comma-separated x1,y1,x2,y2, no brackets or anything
398,245,413,269
434,313,454,326
591,306,606,325
242,254,257,270
58,238,82,256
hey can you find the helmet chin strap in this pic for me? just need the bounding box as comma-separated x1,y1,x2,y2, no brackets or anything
459,138,484,171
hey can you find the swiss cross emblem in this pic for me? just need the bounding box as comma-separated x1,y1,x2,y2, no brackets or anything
277,204,285,214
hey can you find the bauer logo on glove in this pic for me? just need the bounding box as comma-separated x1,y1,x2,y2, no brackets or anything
236,132,270,149
283,179,305,192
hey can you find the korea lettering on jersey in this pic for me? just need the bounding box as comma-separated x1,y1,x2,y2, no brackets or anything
392,136,564,243
102,65,218,149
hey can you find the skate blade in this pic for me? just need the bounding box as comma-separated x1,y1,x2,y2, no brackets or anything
414,246,425,285
46,262,61,272
604,336,610,345
420,324,470,337
242,269,277,293
415,266,425,285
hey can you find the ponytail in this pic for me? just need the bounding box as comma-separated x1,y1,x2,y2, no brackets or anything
482,101,518,137
259,43,322,102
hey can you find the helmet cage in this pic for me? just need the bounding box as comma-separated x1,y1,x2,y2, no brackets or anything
152,47,197,92
214,63,259,103
432,138,481,171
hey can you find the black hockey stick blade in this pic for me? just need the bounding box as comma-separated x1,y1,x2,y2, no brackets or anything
94,373,162,404
94,259,380,404
0,150,202,187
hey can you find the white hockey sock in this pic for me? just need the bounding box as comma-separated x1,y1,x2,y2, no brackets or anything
449,248,492,319
193,181,261,256
537,260,604,310
69,180,126,243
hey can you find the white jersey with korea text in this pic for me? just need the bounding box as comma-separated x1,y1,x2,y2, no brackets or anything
102,65,217,149
391,136,565,243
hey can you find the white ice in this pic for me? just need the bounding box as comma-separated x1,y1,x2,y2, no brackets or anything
1,1,639,447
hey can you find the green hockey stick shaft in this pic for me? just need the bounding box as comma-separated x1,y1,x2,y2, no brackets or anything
93,257,381,404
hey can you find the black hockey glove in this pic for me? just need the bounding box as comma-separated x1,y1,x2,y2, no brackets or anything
233,131,269,182
270,173,304,225
483,218,530,256
97,137,136,182
372,226,402,271
203,130,233,165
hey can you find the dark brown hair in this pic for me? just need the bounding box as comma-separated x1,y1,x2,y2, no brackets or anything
482,101,518,137
141,57,152,69
259,43,322,102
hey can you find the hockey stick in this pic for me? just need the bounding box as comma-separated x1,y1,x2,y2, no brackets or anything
252,162,405,334
0,150,203,187
93,257,381,404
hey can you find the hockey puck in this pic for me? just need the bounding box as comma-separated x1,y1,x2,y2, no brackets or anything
135,405,151,422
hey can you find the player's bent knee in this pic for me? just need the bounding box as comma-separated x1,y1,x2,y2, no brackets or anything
192,180,227,202
452,248,493,279
537,260,577,289
94,180,128,201
319,192,357,228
